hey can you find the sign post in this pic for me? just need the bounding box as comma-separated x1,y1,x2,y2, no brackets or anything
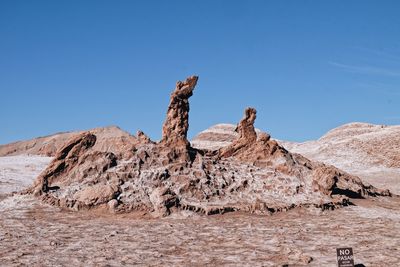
336,248,354,267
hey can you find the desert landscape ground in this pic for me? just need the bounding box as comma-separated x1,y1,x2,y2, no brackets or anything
1,156,399,266
1,76,399,266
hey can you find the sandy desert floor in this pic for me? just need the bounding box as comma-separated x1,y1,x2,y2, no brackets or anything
1,156,399,267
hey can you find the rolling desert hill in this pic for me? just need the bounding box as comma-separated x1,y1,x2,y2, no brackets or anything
0,126,136,157
281,123,400,195
0,132,75,157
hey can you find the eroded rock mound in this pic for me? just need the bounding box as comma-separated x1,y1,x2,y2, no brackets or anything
27,76,391,217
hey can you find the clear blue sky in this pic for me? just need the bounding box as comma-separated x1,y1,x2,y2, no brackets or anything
1,1,399,145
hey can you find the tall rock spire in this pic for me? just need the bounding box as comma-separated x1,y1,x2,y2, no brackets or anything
161,76,199,147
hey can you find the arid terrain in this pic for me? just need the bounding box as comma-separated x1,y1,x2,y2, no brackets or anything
1,156,399,266
1,77,399,266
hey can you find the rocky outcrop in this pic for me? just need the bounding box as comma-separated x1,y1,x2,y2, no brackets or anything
311,164,380,197
35,133,97,194
26,76,391,217
74,183,120,207
136,130,152,144
161,76,198,147
28,132,119,197
219,107,286,166
219,107,258,158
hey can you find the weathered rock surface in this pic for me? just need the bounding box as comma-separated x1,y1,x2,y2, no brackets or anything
218,108,283,166
74,183,119,206
161,75,198,147
219,107,259,158
25,76,391,217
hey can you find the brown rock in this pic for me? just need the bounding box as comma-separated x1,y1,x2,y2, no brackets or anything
74,184,119,206
136,130,152,144
30,132,97,194
237,107,258,143
312,166,339,195
219,107,258,158
219,107,285,162
161,76,199,147
149,187,178,217
258,132,271,143
27,132,119,198
55,132,97,161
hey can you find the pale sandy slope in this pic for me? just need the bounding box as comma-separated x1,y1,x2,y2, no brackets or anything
192,123,400,194
0,126,135,157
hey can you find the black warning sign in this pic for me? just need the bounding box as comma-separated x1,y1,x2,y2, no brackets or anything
336,247,354,267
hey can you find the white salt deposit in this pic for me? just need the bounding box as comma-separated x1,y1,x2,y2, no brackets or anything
0,155,52,195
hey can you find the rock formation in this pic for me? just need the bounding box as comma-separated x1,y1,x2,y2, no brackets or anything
219,107,258,158
219,107,284,167
25,76,391,217
161,76,198,147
